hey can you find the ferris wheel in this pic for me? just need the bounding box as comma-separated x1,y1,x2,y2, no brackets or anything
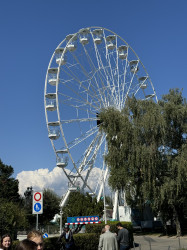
44,27,157,210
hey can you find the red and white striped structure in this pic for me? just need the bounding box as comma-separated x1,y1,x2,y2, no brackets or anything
65,221,101,225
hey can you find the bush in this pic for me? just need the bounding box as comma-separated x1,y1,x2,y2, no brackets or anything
12,221,134,249
12,240,19,250
44,237,59,250
74,233,99,250
25,235,99,250
86,221,134,246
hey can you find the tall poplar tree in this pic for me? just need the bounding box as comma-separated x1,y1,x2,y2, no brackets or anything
99,89,187,236
158,89,187,236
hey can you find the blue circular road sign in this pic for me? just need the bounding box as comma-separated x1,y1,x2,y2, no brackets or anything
34,203,42,212
43,233,48,238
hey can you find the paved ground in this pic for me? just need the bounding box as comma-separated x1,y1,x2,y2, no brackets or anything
133,235,187,250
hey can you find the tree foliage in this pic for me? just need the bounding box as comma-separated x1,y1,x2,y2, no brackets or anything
62,192,104,225
158,89,187,235
23,188,61,227
0,159,26,237
99,89,187,236
0,199,27,237
0,159,20,202
40,188,61,225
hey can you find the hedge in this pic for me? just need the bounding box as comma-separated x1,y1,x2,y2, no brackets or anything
85,221,133,245
12,221,134,249
73,233,99,250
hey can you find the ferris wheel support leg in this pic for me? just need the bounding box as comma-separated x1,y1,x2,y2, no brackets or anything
97,167,109,202
59,189,72,234
60,189,71,208
112,190,119,221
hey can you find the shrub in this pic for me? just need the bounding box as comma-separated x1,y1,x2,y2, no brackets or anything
12,240,19,250
12,221,134,249
43,237,59,250
85,221,134,247
38,235,99,250
73,233,99,250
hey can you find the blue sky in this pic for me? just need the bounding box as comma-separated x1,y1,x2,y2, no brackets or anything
0,0,187,180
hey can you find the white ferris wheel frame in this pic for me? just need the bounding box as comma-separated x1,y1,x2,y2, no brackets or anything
44,26,158,209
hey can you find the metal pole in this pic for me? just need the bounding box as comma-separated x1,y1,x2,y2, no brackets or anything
60,209,63,235
112,190,119,220
149,240,152,250
178,237,181,249
36,214,38,231
133,241,136,250
102,173,107,224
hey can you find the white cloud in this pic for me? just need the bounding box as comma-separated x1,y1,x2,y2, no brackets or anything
16,167,68,197
16,167,111,198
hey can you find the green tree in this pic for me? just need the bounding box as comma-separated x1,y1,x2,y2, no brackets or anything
0,159,20,202
99,89,187,236
62,192,104,225
158,89,187,236
0,199,27,237
23,188,61,228
23,187,35,228
99,98,165,207
40,188,61,225
0,159,26,238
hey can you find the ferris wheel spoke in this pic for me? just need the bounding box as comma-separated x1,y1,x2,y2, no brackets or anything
77,132,105,172
81,43,115,108
124,60,140,103
76,133,106,193
59,66,108,110
91,32,115,107
81,45,111,107
104,58,123,108
95,50,114,98
80,133,106,191
102,31,119,101
106,50,118,107
66,125,98,150
58,91,100,112
58,78,100,111
63,59,98,98
70,52,108,108
107,50,122,109
63,161,94,194
59,67,101,105
121,51,129,109
60,117,97,124
94,140,108,195
104,50,116,91
114,37,121,109
131,81,143,97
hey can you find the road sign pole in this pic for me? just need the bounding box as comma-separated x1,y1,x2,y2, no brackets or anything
36,214,38,231
60,209,63,235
